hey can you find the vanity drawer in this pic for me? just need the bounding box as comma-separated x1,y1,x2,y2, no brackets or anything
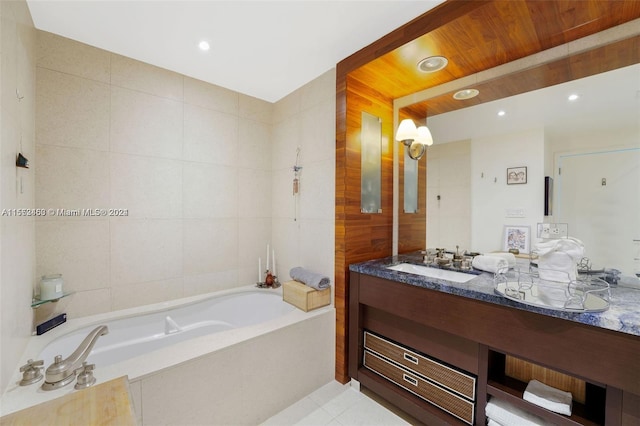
364,350,475,425
364,331,476,400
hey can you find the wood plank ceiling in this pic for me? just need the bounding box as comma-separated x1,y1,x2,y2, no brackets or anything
334,0,640,384
349,0,640,120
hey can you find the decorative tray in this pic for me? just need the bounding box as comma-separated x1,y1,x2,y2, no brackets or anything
494,269,610,313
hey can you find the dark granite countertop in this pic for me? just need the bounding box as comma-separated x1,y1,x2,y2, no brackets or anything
349,252,640,337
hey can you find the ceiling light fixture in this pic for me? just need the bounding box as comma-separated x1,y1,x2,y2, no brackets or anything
198,40,210,51
568,94,580,101
417,56,448,73
395,119,433,160
453,89,479,100
497,110,506,117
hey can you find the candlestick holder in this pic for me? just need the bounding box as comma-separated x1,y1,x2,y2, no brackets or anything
256,270,281,289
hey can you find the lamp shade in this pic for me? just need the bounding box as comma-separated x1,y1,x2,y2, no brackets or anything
395,119,418,142
416,126,434,146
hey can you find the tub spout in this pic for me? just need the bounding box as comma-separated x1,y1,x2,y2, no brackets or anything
165,316,182,335
42,325,108,391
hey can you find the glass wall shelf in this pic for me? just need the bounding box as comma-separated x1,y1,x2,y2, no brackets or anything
31,292,74,308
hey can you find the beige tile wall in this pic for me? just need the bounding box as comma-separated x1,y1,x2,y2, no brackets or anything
35,31,273,317
271,70,336,286
0,0,37,392
34,31,337,321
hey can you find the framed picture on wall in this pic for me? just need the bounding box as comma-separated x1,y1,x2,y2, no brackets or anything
503,225,531,254
507,167,527,184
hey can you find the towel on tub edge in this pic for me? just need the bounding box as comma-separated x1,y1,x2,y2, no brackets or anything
289,267,330,290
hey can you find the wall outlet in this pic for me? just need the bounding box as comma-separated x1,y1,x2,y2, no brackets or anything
537,223,568,239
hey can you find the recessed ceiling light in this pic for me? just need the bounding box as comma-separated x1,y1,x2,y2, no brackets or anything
453,89,479,100
198,40,210,51
497,110,506,117
568,94,580,101
417,56,448,73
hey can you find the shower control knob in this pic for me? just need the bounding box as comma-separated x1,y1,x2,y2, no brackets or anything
19,359,44,386
74,362,96,390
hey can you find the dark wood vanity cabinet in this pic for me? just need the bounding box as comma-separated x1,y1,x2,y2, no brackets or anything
348,271,640,426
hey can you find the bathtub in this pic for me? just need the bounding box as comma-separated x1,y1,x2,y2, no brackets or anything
39,290,295,369
1,285,335,424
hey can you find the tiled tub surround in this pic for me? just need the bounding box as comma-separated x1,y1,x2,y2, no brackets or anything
350,253,640,336
1,285,335,425
34,30,336,320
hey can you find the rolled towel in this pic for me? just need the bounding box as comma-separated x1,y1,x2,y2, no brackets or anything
523,379,572,415
485,397,550,426
485,252,516,269
471,255,509,274
289,267,330,290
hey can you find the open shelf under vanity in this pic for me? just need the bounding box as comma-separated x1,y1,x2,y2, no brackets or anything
486,349,608,426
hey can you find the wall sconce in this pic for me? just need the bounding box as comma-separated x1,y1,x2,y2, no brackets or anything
395,119,433,160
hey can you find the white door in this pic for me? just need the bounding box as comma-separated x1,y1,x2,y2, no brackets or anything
557,149,640,275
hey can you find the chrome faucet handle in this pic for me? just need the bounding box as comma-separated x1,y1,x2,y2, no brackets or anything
42,325,108,391
74,362,96,390
42,354,77,390
19,359,44,386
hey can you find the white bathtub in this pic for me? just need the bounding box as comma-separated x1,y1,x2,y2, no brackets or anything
39,290,294,369
2,285,335,424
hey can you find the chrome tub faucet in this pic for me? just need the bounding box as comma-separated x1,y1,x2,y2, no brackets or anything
42,325,108,391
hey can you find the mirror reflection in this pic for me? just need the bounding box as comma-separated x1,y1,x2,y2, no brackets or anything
402,63,640,276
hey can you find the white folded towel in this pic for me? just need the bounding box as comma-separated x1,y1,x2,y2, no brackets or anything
486,252,516,269
524,379,573,415
485,397,551,426
472,255,509,274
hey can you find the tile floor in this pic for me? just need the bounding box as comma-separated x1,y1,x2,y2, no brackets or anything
261,381,422,426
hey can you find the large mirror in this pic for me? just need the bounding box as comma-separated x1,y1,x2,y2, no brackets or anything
396,39,640,276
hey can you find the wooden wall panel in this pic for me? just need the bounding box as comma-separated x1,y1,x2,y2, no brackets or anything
334,73,394,383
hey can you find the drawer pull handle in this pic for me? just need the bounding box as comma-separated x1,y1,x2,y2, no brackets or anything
403,353,418,364
403,374,418,386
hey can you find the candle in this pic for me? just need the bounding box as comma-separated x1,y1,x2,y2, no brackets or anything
266,244,270,271
272,249,276,276
258,257,261,282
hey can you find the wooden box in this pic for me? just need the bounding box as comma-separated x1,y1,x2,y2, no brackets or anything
282,280,330,312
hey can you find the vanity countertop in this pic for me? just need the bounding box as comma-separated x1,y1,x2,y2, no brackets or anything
349,253,640,337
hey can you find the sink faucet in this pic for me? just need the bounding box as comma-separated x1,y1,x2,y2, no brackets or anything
42,325,108,391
